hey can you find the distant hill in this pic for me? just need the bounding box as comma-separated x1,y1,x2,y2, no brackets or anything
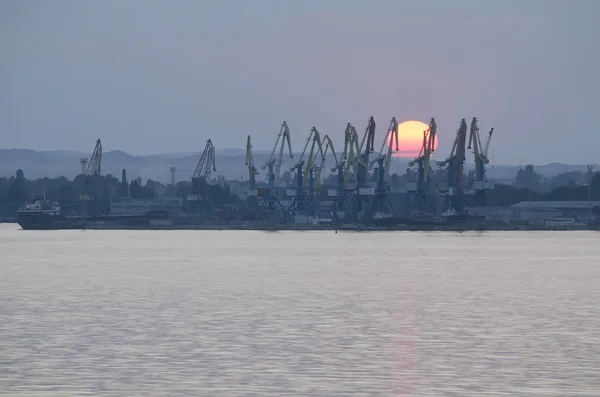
0,148,596,184
0,148,299,182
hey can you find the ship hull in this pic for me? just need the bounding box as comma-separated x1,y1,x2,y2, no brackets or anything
17,212,171,230
17,212,81,230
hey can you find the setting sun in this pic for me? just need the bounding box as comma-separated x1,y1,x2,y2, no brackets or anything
387,120,437,158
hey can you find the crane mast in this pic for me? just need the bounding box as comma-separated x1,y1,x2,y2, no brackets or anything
384,117,399,176
243,135,262,215
245,135,258,190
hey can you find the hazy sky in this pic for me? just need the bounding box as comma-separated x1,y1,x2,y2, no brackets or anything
1,0,598,164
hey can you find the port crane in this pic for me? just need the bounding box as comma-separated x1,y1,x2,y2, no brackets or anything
342,118,376,191
192,139,216,184
357,116,376,189
352,117,398,221
340,123,361,190
85,139,103,176
79,139,103,217
262,121,293,190
318,135,347,215
79,139,102,197
369,117,399,183
467,117,494,206
245,136,258,191
437,119,468,216
305,127,328,192
188,139,216,212
244,135,259,212
287,127,324,217
244,135,286,222
408,118,437,213
315,135,338,193
342,118,379,220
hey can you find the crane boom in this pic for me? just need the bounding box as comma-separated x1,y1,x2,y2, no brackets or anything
321,135,340,173
483,128,493,158
85,139,103,176
192,139,216,183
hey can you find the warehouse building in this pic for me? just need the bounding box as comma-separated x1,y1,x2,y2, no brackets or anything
467,201,600,225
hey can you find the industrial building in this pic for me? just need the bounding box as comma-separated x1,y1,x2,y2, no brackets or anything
110,197,184,216
509,201,600,225
467,201,600,226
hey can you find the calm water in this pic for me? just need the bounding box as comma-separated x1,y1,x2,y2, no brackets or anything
1,223,599,396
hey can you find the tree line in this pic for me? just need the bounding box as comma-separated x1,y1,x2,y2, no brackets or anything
1,165,600,219
0,169,240,218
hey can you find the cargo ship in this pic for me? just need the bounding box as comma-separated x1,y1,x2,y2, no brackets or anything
16,198,174,230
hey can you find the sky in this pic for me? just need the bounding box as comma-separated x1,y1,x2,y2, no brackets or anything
1,0,598,164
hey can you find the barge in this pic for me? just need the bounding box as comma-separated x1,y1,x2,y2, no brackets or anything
16,199,173,230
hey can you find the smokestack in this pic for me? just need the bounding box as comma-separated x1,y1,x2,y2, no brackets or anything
121,169,129,197
170,166,177,186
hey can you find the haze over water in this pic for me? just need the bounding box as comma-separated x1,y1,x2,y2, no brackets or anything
1,224,599,396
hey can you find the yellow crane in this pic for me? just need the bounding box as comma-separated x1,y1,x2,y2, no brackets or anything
369,117,399,182
315,135,340,191
262,121,293,188
290,127,325,189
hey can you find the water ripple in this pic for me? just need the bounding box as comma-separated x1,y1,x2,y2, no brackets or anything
1,226,599,395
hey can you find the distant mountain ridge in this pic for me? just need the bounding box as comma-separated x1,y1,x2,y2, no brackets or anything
0,148,294,182
0,148,596,184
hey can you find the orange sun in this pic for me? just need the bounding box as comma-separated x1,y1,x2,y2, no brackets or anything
388,120,437,158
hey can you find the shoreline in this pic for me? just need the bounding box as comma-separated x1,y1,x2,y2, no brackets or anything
63,223,600,232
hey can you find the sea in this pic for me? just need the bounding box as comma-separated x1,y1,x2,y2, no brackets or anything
1,223,599,396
